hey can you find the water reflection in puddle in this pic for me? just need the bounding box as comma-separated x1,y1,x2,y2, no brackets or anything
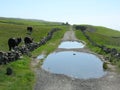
37,54,45,60
42,51,106,79
58,41,84,49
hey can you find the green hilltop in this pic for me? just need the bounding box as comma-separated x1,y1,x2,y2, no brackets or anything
75,24,120,49
0,17,62,25
87,25,120,49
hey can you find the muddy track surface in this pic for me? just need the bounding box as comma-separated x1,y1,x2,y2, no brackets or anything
33,26,120,90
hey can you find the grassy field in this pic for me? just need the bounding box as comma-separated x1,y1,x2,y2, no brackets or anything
0,17,68,90
0,17,61,26
87,25,120,49
75,25,120,69
75,25,120,49
0,17,63,51
94,26,120,37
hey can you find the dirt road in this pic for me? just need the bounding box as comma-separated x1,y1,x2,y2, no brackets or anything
34,26,120,90
61,26,78,41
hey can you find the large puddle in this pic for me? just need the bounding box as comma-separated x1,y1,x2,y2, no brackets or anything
42,51,106,79
58,41,84,49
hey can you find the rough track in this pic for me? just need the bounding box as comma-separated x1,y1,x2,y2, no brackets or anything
34,26,120,90
61,26,78,41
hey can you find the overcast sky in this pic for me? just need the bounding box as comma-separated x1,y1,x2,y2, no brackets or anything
0,0,120,30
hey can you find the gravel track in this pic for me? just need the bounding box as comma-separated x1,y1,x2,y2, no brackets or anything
33,26,120,90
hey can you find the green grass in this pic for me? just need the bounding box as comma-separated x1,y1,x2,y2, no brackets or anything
103,62,108,70
0,18,64,51
0,17,61,25
0,17,68,90
86,25,120,50
0,56,34,90
94,26,120,37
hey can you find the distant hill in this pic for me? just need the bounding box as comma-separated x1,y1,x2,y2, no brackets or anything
0,17,62,25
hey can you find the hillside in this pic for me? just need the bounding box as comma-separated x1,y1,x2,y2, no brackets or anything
75,25,120,50
0,17,65,51
93,26,120,37
0,17,62,25
87,25,120,49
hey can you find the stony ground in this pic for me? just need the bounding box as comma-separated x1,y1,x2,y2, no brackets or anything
33,26,120,90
